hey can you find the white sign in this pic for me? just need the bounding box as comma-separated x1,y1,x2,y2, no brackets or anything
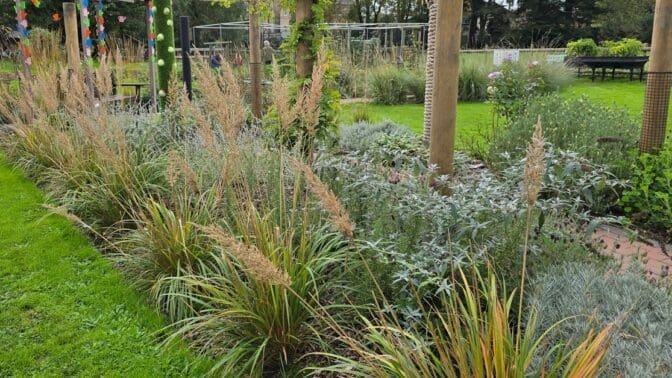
493,49,520,66
546,54,566,63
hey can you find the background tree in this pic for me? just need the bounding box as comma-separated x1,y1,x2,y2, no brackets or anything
515,0,597,46
464,0,514,48
595,0,655,42
348,0,386,23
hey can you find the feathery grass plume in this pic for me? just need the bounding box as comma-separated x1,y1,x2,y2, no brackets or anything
517,116,546,355
166,149,200,194
29,66,60,116
42,204,92,231
192,52,244,139
299,45,328,136
523,116,545,206
271,61,298,131
94,54,114,100
113,48,124,90
291,157,354,239
166,149,180,191
199,224,291,287
166,73,183,112
183,97,217,149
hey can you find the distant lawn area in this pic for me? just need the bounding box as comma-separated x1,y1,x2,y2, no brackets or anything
340,79,672,149
0,156,211,376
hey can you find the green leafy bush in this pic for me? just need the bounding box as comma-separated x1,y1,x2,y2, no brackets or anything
490,94,639,174
602,38,645,57
566,38,599,57
368,66,424,105
620,146,672,234
567,38,644,57
530,262,672,377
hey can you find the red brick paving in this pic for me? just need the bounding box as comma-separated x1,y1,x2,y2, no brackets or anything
592,225,671,279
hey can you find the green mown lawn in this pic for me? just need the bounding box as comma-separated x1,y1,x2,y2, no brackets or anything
339,102,493,150
340,79,672,149
0,156,210,376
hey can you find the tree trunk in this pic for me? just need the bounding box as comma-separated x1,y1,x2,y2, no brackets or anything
429,0,463,176
422,1,437,144
249,7,262,120
296,0,314,79
640,0,672,153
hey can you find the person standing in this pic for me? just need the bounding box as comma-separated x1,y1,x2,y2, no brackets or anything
262,40,274,65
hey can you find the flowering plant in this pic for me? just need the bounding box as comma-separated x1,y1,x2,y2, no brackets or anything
488,61,546,119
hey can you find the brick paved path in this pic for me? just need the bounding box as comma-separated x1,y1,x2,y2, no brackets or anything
593,225,671,279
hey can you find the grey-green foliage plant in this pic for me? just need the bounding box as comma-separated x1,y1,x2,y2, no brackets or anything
501,146,630,216
339,121,415,152
319,122,629,312
490,94,639,176
530,262,672,377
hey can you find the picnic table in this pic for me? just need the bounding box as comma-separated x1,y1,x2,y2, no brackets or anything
569,56,649,81
113,82,149,100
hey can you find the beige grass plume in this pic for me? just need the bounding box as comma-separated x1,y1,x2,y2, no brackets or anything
291,158,354,239
523,116,545,206
271,61,299,131
200,224,291,287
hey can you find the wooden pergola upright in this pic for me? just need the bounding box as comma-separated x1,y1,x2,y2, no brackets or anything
640,0,672,153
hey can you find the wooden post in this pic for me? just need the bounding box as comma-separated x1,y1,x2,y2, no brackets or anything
398,27,405,66
15,0,31,81
63,3,80,74
295,0,314,78
249,6,262,120
180,16,193,100
429,0,463,176
640,0,672,153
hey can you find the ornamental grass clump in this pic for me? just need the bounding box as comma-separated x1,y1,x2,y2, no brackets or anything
314,264,613,377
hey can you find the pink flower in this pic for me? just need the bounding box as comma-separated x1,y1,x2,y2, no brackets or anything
488,71,502,80
118,16,127,23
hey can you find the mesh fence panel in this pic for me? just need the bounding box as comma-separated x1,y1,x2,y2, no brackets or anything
641,72,672,153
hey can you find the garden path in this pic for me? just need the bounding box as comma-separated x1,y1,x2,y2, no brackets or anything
0,157,209,375
593,225,672,280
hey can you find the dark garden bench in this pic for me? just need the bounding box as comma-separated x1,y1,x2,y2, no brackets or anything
569,56,649,81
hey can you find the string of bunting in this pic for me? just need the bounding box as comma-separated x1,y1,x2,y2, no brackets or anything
95,0,107,55
80,0,93,65
15,0,41,67
147,1,156,64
